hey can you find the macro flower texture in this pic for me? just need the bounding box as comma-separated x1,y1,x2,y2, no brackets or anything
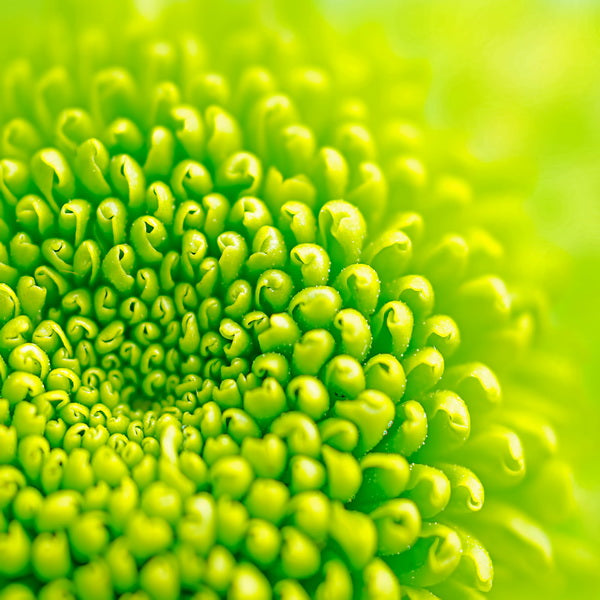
0,1,597,599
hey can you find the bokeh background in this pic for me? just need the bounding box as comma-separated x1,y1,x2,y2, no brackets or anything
324,0,600,551
314,0,600,505
317,0,600,401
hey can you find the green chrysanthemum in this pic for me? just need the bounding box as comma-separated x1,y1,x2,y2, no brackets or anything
0,2,597,599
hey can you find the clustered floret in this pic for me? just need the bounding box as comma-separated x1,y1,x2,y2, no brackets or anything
0,12,590,600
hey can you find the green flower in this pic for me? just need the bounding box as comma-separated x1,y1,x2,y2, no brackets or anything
0,1,597,599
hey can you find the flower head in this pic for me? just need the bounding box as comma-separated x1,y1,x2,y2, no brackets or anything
0,2,597,599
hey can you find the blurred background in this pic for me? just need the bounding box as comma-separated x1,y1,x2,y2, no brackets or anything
316,0,600,400
321,0,600,538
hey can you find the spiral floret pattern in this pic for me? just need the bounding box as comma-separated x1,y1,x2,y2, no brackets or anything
0,10,595,600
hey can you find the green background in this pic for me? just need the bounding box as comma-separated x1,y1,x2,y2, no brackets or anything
317,0,600,393
319,0,600,541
